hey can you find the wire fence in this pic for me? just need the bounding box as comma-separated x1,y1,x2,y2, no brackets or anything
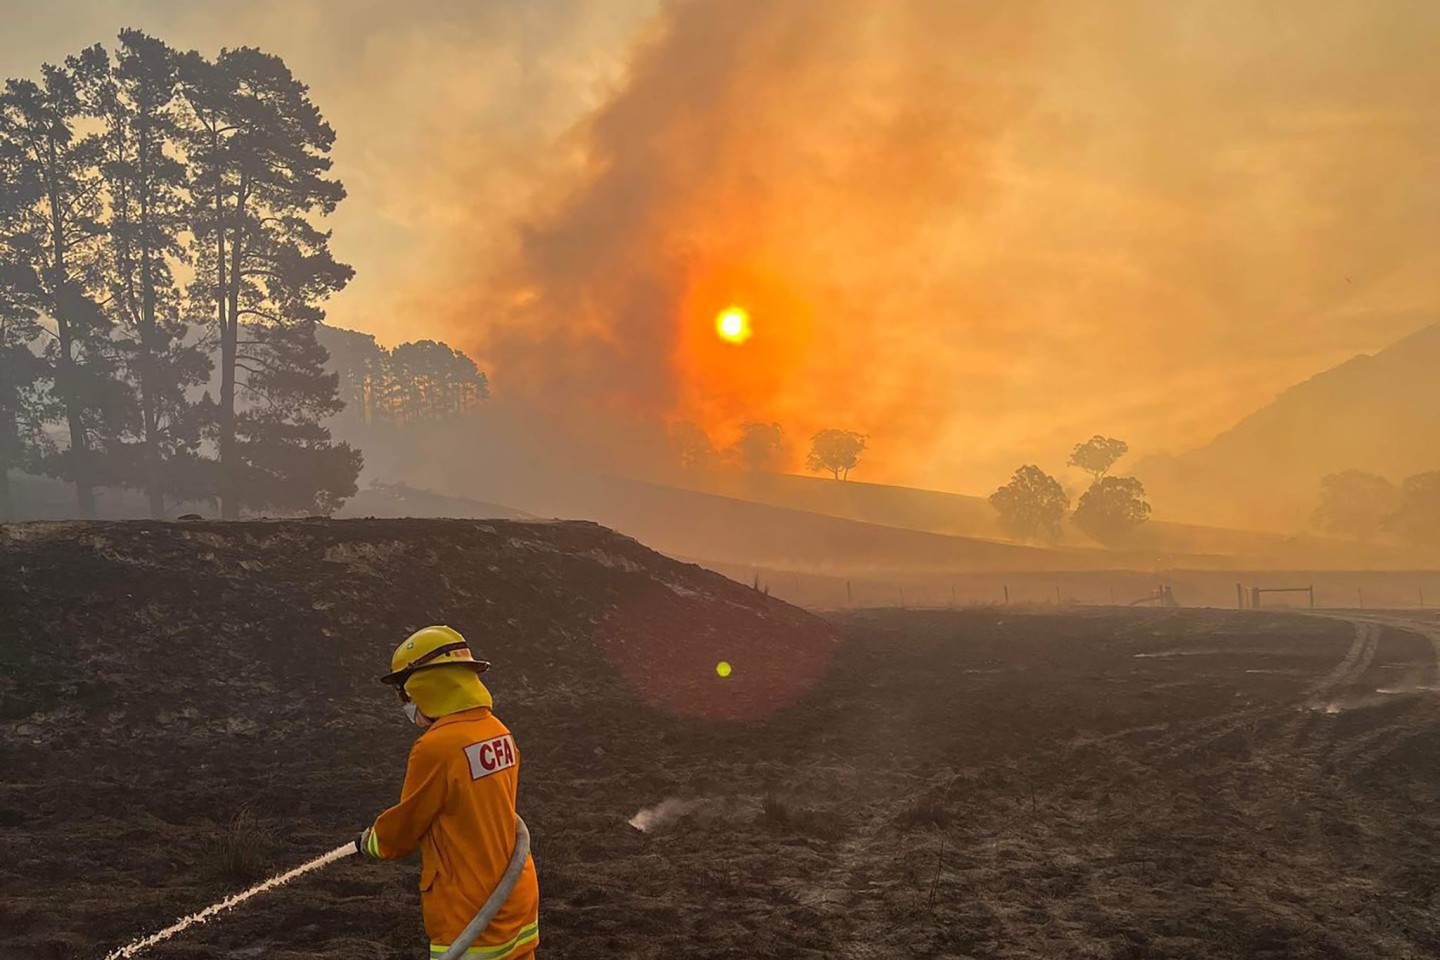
726,567,1440,614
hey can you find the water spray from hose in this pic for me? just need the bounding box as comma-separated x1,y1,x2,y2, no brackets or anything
101,842,356,959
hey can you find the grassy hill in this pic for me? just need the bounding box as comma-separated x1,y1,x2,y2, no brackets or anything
1136,322,1440,530
664,470,1435,571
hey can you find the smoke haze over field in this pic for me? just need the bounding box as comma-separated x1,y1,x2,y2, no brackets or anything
5,0,1440,493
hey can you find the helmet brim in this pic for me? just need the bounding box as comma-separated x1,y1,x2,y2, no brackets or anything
379,658,492,686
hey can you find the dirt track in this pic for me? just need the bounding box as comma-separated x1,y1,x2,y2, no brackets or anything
3,521,1440,958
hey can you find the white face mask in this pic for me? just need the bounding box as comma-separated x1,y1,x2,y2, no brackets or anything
402,701,431,728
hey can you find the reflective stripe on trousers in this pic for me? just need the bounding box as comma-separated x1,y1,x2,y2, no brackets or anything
429,921,539,960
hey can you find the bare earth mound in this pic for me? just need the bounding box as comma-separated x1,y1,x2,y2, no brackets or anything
3,521,1440,959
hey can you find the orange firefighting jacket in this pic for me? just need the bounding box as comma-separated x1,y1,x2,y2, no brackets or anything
364,706,539,959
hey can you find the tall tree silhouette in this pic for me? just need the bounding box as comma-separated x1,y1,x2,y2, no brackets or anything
180,46,352,518
92,31,211,515
0,133,50,519
385,339,487,423
320,328,489,427
0,48,117,517
232,321,360,514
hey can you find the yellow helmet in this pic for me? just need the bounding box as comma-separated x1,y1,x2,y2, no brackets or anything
380,625,491,686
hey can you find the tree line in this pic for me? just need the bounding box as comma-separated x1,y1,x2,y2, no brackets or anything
669,420,868,480
989,435,1152,547
321,327,489,427
0,30,359,519
1314,470,1440,547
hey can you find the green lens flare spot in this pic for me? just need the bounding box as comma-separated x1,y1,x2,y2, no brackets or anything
715,661,732,678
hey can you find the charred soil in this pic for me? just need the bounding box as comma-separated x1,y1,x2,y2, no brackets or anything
2,520,1439,959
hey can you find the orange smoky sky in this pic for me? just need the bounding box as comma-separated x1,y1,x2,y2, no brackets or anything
7,0,1440,493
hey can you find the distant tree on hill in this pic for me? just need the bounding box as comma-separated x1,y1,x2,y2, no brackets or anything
1313,470,1397,541
1069,435,1129,481
1387,472,1440,547
806,428,866,480
1073,475,1151,546
989,465,1069,543
730,421,784,471
668,420,716,472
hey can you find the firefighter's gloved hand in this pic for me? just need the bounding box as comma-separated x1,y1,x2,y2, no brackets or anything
354,828,370,856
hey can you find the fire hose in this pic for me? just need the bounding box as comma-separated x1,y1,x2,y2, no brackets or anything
103,817,531,959
436,816,531,960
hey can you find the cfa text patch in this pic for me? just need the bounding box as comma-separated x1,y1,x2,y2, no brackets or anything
464,735,517,780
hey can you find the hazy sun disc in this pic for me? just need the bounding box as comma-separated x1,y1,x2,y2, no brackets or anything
715,306,752,344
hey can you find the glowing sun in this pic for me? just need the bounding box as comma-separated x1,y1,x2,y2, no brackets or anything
715,306,752,344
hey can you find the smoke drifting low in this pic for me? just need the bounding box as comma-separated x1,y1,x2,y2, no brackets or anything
628,798,698,833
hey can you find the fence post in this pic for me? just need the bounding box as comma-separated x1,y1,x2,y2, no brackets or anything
1003,585,1010,605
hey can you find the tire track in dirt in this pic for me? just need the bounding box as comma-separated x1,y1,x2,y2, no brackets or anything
1303,613,1440,778
1284,624,1382,742
1323,698,1437,778
800,619,1390,954
800,611,1438,957
1137,620,1379,766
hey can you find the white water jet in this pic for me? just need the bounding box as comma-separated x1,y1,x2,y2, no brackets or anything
102,842,356,959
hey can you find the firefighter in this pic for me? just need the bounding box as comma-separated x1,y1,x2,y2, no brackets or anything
357,625,540,960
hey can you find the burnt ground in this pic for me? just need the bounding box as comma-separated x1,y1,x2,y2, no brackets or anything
2,521,1440,959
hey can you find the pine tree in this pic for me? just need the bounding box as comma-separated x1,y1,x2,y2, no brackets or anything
0,132,51,519
0,48,121,518
91,31,211,516
178,47,354,517
233,320,361,514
